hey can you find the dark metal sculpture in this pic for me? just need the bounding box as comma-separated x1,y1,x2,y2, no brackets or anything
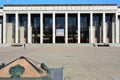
0,63,5,69
41,63,50,73
9,64,25,78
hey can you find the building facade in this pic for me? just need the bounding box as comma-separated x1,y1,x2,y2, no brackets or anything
0,4,120,44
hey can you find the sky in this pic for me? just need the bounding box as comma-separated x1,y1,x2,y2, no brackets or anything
0,0,120,7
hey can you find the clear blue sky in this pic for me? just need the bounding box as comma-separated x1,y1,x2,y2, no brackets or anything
0,0,120,7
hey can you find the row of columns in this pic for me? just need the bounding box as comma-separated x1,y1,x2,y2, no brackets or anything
1,12,119,44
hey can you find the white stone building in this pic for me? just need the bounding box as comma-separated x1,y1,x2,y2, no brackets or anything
0,4,120,45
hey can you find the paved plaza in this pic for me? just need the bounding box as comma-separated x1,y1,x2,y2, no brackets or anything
0,45,120,80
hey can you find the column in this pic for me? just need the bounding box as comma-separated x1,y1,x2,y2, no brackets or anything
20,26,24,43
93,26,96,43
0,23,2,43
105,22,108,43
53,12,55,44
3,12,6,44
65,12,68,44
15,12,18,43
112,22,115,43
119,19,120,43
28,12,31,44
90,12,94,43
116,12,119,43
7,23,12,44
40,13,43,44
78,12,80,43
103,12,106,43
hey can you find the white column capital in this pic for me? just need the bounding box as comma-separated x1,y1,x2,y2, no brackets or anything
103,12,106,21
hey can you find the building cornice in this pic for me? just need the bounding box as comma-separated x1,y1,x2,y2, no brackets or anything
4,4,117,7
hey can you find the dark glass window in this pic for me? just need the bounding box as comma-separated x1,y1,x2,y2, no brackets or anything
93,14,102,43
105,13,115,43
80,14,90,43
31,14,40,43
55,14,65,43
19,14,28,43
68,14,78,43
43,14,53,43
6,14,15,43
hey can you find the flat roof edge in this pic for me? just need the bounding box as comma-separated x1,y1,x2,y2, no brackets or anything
4,4,117,7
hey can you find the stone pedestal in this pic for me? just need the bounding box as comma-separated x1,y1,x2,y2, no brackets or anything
20,26,24,44
7,23,12,44
0,24,2,44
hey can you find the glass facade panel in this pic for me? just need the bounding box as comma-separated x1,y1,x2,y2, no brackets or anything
68,14,78,43
43,14,53,43
19,14,28,43
0,16,2,23
93,14,102,43
31,14,40,43
80,14,90,43
106,13,115,43
6,14,15,43
55,14,65,43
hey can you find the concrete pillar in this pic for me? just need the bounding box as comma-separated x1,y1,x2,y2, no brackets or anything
40,13,43,44
65,12,68,44
90,12,94,43
93,26,96,43
30,26,32,43
3,13,6,44
0,24,1,44
105,22,108,43
116,12,119,43
103,12,106,43
6,23,12,44
28,12,31,44
112,22,115,43
78,12,80,43
15,12,18,43
100,26,102,43
20,26,24,44
53,12,55,44
119,19,120,43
